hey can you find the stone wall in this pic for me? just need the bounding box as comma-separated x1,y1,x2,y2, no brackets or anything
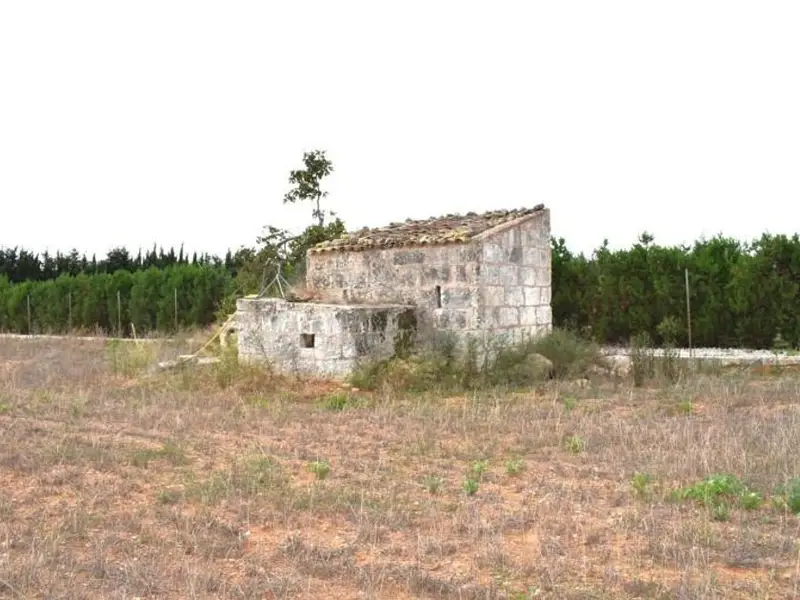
305,244,482,340
235,297,415,378
477,209,552,343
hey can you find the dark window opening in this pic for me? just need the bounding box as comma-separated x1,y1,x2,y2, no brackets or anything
434,285,442,308
300,333,315,348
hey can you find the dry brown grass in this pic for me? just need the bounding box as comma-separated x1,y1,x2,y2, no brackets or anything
1,336,800,599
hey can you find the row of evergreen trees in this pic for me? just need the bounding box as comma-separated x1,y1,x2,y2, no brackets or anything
0,245,247,283
2,231,800,348
552,232,800,349
0,265,232,335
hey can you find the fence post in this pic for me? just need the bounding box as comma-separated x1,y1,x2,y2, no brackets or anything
68,290,72,332
684,268,692,358
117,290,122,337
27,293,32,335
174,288,178,332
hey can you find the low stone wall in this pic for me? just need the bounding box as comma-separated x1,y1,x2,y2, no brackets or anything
235,298,415,378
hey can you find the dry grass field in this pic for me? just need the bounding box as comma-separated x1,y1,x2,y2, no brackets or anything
1,335,799,599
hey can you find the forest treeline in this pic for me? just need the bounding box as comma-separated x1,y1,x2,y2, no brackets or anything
2,232,799,349
0,244,246,283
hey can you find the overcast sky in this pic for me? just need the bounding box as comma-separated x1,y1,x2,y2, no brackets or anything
1,1,798,260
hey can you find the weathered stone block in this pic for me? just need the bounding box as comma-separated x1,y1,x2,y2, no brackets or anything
482,264,520,287
505,287,524,306
539,285,551,305
454,244,480,263
538,248,551,265
494,306,519,327
536,266,551,288
520,267,537,287
421,264,452,285
536,306,552,326
397,268,419,287
523,286,540,306
483,242,505,264
435,309,470,330
522,247,539,265
393,250,426,265
433,310,450,329
483,285,505,307
441,286,476,309
519,306,539,326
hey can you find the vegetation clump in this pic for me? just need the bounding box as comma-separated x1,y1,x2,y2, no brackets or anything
349,328,604,394
671,473,763,519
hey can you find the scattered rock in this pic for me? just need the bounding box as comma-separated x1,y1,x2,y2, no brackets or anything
157,355,220,370
608,355,632,376
525,353,554,379
584,355,631,378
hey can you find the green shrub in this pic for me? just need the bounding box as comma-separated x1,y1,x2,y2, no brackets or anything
773,478,800,514
319,392,366,411
672,473,765,516
422,475,443,494
673,473,747,505
308,459,331,480
105,340,156,375
631,472,654,499
564,435,585,454
505,458,524,476
348,328,601,395
462,478,479,496
530,328,601,378
630,331,655,387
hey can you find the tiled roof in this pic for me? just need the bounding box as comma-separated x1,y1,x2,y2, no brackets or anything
308,204,546,253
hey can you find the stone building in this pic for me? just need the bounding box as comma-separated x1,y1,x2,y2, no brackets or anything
236,204,552,378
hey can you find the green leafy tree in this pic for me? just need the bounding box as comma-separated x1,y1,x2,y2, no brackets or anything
282,149,335,227
235,149,345,298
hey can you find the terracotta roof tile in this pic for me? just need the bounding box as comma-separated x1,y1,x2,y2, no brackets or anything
309,204,545,253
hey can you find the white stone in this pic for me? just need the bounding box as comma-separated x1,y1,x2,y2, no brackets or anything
523,286,540,306
536,306,552,326
483,285,506,307
505,287,524,306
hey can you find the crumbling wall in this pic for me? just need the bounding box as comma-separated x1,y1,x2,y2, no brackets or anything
235,298,415,378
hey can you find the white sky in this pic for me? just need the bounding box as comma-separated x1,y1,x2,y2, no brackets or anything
1,1,798,260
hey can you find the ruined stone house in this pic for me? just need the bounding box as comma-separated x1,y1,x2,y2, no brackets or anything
235,204,552,378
